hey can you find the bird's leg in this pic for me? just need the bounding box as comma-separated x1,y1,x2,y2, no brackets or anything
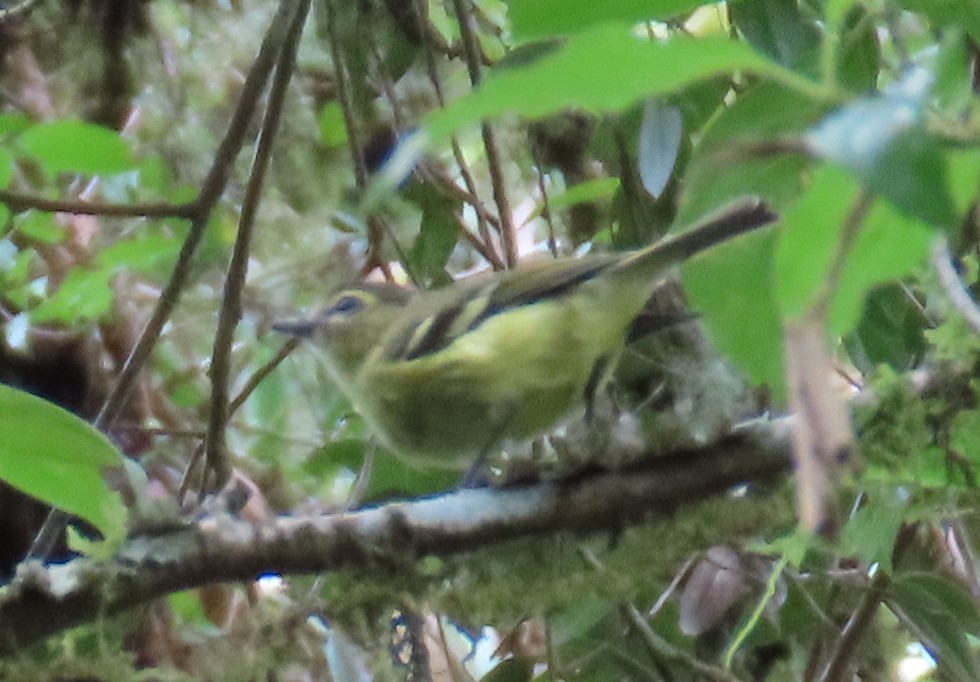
583,354,612,424
458,404,521,488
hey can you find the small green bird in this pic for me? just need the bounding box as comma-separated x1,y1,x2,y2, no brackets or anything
275,200,775,468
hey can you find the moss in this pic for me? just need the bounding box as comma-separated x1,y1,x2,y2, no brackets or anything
430,489,794,628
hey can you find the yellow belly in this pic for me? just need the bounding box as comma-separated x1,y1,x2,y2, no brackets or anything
356,290,635,465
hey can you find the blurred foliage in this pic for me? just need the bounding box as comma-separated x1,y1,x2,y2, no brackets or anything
0,0,978,680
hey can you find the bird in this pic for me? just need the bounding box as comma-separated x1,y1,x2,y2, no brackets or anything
274,199,776,468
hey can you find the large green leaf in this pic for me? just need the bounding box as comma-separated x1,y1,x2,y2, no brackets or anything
773,163,934,337
0,384,127,545
404,182,460,287
426,28,781,141
806,84,957,228
508,0,733,41
839,491,905,572
30,233,181,325
835,6,881,92
729,0,820,70
775,165,861,319
828,198,933,337
677,81,825,225
13,211,66,245
683,227,785,404
844,283,928,372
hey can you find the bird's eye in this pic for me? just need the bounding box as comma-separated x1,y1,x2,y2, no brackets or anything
331,294,365,315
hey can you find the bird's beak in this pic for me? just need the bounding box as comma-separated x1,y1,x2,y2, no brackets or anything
272,318,319,337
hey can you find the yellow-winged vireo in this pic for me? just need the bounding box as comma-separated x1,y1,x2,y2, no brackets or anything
275,200,775,468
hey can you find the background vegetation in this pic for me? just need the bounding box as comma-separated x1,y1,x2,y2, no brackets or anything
0,0,978,679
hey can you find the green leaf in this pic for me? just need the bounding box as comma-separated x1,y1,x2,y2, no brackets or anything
404,183,460,285
933,32,974,112
97,233,181,272
13,210,66,245
366,450,459,500
684,227,785,404
542,177,621,213
18,120,135,176
426,28,782,142
0,147,14,188
828,198,933,337
896,0,980,41
0,113,31,137
839,491,905,572
508,0,733,41
677,81,825,224
806,86,957,228
950,409,980,460
889,573,980,682
0,384,127,546
318,102,348,148
947,148,980,215
30,267,115,324
844,284,927,372
775,165,861,319
835,6,881,92
775,164,934,338
135,154,173,197
31,233,180,324
304,440,458,501
729,0,820,70
550,593,616,645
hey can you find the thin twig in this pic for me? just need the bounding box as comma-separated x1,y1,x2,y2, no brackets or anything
204,0,311,491
579,518,744,682
323,5,398,279
0,190,195,218
417,2,500,262
812,191,873,316
648,556,696,619
453,212,506,269
946,518,980,598
417,160,507,269
449,0,518,266
419,162,502,232
818,572,889,682
622,603,747,682
229,337,301,414
179,337,302,501
324,9,365,188
478,128,517,266
531,150,559,257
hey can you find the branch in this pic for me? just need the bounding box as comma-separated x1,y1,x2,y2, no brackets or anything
0,190,196,218
0,425,791,655
818,572,889,682
29,0,303,559
204,0,311,488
